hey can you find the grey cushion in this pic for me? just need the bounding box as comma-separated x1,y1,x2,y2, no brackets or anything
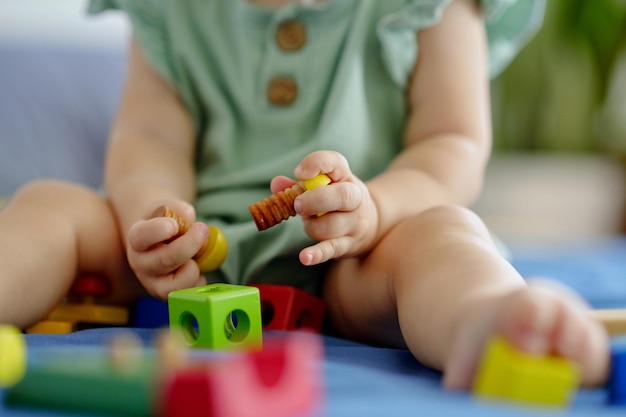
0,44,125,195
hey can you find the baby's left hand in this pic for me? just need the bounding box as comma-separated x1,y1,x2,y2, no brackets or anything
271,150,379,266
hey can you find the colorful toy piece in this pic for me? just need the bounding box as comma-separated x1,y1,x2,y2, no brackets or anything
151,205,228,272
248,173,331,231
588,309,626,336
473,335,579,407
133,296,170,328
168,283,263,351
161,332,323,417
0,325,27,388
26,274,129,334
26,320,77,334
6,333,158,416
6,330,323,417
609,336,626,405
251,284,325,333
45,303,129,325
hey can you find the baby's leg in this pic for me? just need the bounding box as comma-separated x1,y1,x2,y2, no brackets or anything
323,205,609,389
0,180,144,329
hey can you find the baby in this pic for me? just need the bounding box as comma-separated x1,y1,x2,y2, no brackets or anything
0,0,609,389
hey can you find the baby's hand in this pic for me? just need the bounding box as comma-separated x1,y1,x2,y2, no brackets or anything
275,150,379,266
126,200,208,300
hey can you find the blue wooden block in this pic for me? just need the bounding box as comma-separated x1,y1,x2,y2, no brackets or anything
609,336,626,405
132,296,169,328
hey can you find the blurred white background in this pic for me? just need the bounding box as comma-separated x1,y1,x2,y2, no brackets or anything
0,0,129,48
472,153,626,244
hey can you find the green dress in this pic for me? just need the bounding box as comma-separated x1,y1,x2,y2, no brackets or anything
88,0,544,294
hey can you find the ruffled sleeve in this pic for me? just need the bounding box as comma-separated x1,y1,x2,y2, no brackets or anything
377,0,546,87
87,0,177,86
482,0,546,77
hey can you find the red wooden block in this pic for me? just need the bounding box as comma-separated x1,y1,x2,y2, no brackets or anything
251,284,325,333
160,366,214,417
160,333,323,417
69,274,110,298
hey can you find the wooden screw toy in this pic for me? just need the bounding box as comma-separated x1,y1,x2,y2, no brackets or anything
248,174,331,231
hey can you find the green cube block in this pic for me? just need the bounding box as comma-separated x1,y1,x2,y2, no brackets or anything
168,284,263,351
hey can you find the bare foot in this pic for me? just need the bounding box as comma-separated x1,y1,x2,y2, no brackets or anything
443,280,610,390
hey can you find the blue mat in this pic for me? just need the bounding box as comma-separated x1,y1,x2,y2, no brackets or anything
2,238,626,417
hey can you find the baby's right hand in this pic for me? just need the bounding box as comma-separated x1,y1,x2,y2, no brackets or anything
126,200,209,301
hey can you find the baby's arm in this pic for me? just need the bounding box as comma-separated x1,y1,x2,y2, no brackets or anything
287,0,491,265
368,0,491,241
104,38,208,299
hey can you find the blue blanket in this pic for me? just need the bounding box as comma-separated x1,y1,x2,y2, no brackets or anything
2,238,626,417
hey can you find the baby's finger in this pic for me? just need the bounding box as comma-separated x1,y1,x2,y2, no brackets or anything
128,217,180,252
299,236,354,266
302,212,354,242
136,223,209,275
270,176,297,195
148,261,206,301
295,150,351,182
296,182,362,217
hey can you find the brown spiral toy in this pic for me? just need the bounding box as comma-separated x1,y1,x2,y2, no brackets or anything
248,174,331,231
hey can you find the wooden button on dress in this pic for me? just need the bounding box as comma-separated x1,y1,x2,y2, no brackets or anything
275,20,307,52
267,76,298,106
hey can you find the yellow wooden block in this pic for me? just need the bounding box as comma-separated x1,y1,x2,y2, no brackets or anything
0,325,27,388
26,320,77,334
302,174,331,217
473,336,579,407
195,225,228,273
302,174,331,191
47,303,129,326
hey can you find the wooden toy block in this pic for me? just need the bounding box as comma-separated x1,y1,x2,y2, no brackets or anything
133,296,170,328
5,329,321,417
27,303,129,334
27,274,129,334
0,325,27,388
251,284,325,333
68,273,111,299
473,335,579,407
6,338,156,416
26,320,77,334
46,303,129,325
161,333,323,417
588,309,626,336
159,365,214,417
168,283,262,351
609,336,626,405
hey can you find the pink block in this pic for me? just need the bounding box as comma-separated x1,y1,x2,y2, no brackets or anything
160,333,323,417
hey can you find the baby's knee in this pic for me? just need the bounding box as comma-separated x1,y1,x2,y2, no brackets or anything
380,205,493,256
7,179,103,212
410,205,487,235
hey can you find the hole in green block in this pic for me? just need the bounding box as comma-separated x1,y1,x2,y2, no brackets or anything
197,285,222,293
179,312,200,344
260,301,275,326
225,310,250,343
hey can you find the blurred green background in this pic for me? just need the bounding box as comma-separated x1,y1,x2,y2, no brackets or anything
491,0,626,154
